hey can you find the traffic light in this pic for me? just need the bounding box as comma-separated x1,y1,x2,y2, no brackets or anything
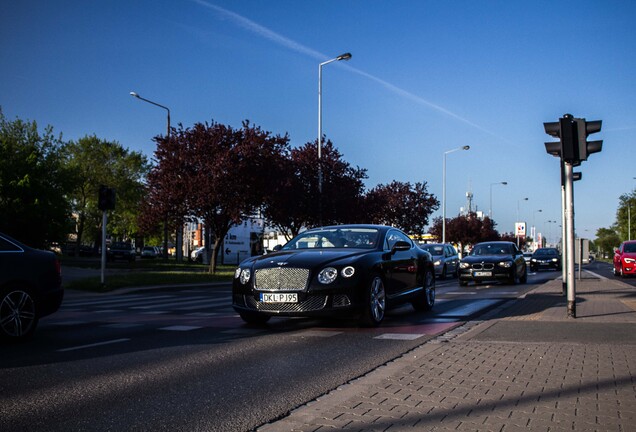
544,114,602,165
98,185,116,210
575,118,602,162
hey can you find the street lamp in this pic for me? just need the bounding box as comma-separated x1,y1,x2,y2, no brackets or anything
532,209,543,241
130,92,170,139
318,52,351,225
130,91,171,260
442,145,470,243
516,197,528,222
489,181,508,219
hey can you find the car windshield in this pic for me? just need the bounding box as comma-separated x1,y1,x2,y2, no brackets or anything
471,243,512,256
624,243,636,253
282,228,380,250
421,245,444,255
534,248,558,256
111,242,130,249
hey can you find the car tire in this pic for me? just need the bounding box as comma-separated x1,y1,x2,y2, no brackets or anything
508,270,518,285
520,266,528,284
620,266,625,278
0,286,39,341
361,275,386,327
238,311,271,325
412,268,435,311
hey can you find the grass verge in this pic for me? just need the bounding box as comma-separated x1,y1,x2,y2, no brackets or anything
65,267,235,293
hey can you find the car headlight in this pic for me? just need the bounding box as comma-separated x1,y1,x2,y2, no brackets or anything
318,267,338,284
234,267,242,279
341,266,355,278
433,259,442,266
498,261,513,268
625,258,635,263
552,258,559,262
531,258,537,262
459,262,470,269
239,268,251,285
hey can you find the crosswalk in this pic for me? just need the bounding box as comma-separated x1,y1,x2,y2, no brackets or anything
45,288,497,345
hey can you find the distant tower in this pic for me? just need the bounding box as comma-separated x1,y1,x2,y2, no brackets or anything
465,191,474,214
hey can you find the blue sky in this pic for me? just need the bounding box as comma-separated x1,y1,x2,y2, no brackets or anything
2,0,634,243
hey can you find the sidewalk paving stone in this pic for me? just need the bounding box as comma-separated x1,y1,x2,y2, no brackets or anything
259,274,636,432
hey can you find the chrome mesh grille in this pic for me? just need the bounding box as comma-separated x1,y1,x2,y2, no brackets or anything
254,268,310,292
245,295,327,312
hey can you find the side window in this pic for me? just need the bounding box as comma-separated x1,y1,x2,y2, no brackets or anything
0,236,22,252
385,230,412,251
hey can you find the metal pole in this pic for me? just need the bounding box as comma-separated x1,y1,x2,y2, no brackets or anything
101,210,107,286
442,152,447,243
318,62,323,226
564,162,576,318
560,161,567,296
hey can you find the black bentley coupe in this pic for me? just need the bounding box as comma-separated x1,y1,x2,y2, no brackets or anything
232,224,436,326
458,241,527,286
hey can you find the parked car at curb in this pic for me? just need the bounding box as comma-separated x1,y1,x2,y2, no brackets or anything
530,247,561,272
0,232,64,341
141,246,160,259
614,240,636,277
232,224,436,327
458,241,527,286
419,243,459,279
107,241,136,262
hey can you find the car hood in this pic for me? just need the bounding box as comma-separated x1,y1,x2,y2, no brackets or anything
462,254,514,263
244,249,370,269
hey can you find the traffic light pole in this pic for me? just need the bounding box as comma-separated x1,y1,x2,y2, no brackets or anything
560,161,567,296
101,210,107,286
563,162,576,318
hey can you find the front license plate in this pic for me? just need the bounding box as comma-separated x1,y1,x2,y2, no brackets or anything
474,271,492,277
260,293,298,303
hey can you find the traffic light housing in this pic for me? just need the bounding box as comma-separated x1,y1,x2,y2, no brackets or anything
98,185,116,210
575,118,602,162
544,114,602,165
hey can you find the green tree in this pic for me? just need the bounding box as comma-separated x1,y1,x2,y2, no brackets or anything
615,191,636,242
595,227,620,258
65,135,150,249
0,109,73,247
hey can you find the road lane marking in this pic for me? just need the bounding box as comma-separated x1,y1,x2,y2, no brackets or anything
374,333,425,340
57,338,130,352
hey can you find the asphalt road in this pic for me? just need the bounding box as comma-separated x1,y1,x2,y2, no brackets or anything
1,269,561,431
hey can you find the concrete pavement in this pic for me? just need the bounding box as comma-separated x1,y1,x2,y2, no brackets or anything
259,272,636,431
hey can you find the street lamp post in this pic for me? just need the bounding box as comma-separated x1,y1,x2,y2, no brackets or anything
318,52,351,225
130,91,172,260
532,209,543,243
442,145,470,243
489,181,508,219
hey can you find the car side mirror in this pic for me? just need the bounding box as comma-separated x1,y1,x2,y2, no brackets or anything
272,245,282,252
391,241,411,253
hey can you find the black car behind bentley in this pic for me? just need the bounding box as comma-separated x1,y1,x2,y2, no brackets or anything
232,224,436,326
1,232,64,340
458,241,527,286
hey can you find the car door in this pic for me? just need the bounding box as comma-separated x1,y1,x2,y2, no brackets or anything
446,245,459,274
383,229,418,297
